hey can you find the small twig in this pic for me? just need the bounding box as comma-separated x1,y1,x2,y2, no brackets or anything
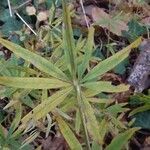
132,138,141,148
14,0,31,10
15,12,37,36
80,0,90,29
146,26,150,39
55,0,59,5
7,0,13,17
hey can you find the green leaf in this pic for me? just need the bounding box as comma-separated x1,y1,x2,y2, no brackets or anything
8,102,22,136
10,0,25,6
62,0,76,77
75,109,81,135
99,119,109,141
106,103,129,117
0,9,23,37
82,37,142,82
78,27,95,79
0,87,17,98
1,17,23,37
56,116,83,150
0,77,70,89
129,105,150,116
83,81,129,97
61,97,76,112
0,9,10,22
122,19,147,42
0,38,68,81
20,131,39,149
82,95,103,144
92,141,102,150
21,87,73,127
132,110,150,129
106,128,139,150
21,95,35,108
114,58,129,75
45,0,62,8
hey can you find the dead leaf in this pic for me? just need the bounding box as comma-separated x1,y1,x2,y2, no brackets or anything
26,6,36,16
75,5,128,35
37,11,49,21
42,135,68,150
91,7,128,36
112,90,131,103
141,17,150,26
144,136,150,146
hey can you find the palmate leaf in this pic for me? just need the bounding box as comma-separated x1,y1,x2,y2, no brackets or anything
56,115,83,150
106,128,139,150
0,38,68,81
0,77,70,89
82,37,142,82
21,87,73,127
83,81,129,97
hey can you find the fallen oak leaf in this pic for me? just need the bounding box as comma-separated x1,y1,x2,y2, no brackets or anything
92,7,128,36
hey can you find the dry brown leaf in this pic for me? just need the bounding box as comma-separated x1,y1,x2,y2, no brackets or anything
37,11,49,21
144,136,150,146
141,17,150,26
91,7,128,36
42,136,68,150
26,6,36,16
75,5,128,35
